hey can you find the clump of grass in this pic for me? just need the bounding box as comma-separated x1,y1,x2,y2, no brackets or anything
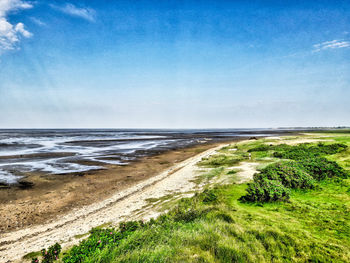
23,251,41,260
62,222,144,262
199,188,218,203
248,145,271,152
199,154,243,167
191,167,224,184
226,169,237,175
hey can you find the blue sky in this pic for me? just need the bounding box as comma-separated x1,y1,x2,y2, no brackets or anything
0,0,349,128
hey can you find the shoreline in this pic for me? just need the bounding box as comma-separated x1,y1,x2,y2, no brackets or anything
0,140,236,262
0,131,303,262
0,140,232,234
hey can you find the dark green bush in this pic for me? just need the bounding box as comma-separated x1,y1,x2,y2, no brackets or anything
119,220,144,233
255,162,316,189
172,207,202,223
242,143,349,203
273,143,347,160
248,145,271,152
32,243,61,263
201,188,218,203
240,178,291,202
316,142,347,155
273,144,316,160
299,157,349,180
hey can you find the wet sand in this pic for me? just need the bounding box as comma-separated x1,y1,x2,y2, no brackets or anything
0,141,227,233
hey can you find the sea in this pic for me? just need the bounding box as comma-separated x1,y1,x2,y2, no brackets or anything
0,129,296,184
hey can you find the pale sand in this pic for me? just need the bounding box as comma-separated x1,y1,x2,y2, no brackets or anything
226,162,260,184
0,143,234,262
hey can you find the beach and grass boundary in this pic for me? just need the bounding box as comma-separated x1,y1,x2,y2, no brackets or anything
26,131,350,262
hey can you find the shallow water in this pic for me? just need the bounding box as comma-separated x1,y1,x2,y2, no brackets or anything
0,129,291,184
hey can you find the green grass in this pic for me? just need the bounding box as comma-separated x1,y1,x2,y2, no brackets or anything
199,154,243,167
191,167,224,185
23,251,41,260
30,132,350,263
60,179,350,262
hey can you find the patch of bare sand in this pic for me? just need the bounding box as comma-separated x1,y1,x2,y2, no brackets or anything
0,143,229,262
227,162,260,184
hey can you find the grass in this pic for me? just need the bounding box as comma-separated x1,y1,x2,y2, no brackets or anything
58,179,350,262
190,167,224,185
74,233,89,239
199,154,243,167
23,251,41,260
29,132,350,263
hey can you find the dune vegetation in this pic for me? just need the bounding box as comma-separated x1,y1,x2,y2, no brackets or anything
29,132,350,263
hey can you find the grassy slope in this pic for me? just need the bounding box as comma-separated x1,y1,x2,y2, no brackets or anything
36,132,350,262
82,182,350,262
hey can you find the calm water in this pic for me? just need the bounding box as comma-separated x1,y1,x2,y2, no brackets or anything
0,129,292,184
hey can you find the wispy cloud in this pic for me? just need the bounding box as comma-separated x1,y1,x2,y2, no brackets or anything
313,39,350,52
50,3,96,22
30,17,46,27
0,0,33,54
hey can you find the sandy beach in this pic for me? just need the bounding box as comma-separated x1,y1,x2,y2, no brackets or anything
0,140,229,232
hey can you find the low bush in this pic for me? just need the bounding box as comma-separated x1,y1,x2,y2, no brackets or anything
273,143,347,160
200,188,218,203
299,157,349,180
242,143,349,203
31,243,61,263
240,178,291,202
316,142,348,154
248,145,271,152
255,161,316,189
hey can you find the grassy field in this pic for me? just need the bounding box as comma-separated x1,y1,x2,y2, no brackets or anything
29,132,350,263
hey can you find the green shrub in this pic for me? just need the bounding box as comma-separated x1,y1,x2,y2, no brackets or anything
31,243,61,263
200,188,218,203
299,157,349,180
172,207,202,222
240,178,291,202
316,142,347,154
242,143,349,203
248,145,271,152
119,220,144,233
273,144,316,160
273,143,347,160
255,162,316,189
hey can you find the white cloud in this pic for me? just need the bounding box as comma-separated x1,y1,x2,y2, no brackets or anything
0,0,33,54
30,17,46,27
50,3,96,22
313,39,350,52
14,22,32,37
